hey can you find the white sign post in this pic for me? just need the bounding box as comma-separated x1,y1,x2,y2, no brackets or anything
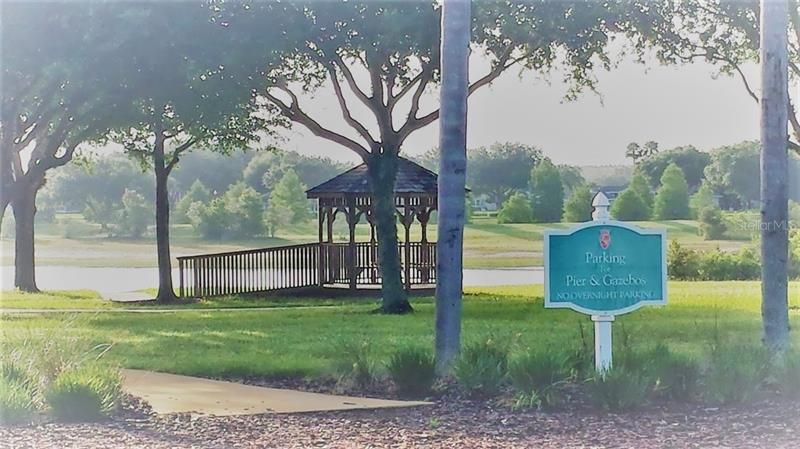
590,193,614,372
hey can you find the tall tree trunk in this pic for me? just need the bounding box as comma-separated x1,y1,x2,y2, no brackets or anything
435,0,470,372
12,179,41,292
153,135,177,303
368,152,412,314
760,0,790,351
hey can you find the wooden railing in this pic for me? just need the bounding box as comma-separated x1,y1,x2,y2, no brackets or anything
177,241,437,298
177,243,319,298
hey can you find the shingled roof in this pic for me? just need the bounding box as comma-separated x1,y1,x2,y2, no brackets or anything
306,157,438,198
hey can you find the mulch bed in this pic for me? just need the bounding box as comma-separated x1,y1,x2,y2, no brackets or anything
3,380,799,449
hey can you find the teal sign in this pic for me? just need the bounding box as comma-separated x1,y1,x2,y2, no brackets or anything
544,221,667,315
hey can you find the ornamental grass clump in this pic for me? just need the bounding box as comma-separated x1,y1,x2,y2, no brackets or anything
508,349,571,409
703,343,768,405
454,338,508,397
45,364,122,422
386,346,436,398
0,367,37,425
333,340,377,389
587,366,651,411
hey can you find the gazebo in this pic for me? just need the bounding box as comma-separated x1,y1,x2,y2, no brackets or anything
176,157,438,298
306,157,438,291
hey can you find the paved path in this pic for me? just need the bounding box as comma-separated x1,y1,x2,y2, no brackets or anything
122,369,429,416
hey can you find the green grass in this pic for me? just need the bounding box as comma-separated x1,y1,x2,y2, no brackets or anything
2,282,798,379
0,290,111,309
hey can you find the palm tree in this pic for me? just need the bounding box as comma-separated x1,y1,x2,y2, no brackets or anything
760,0,790,351
435,0,470,372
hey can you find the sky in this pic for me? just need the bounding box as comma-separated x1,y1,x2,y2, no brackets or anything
274,49,764,167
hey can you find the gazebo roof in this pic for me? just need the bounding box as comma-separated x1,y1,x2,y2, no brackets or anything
306,157,438,198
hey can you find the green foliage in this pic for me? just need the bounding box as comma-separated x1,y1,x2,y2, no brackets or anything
245,150,346,196
0,372,37,425
82,195,121,233
188,198,230,240
557,164,587,198
530,159,564,223
333,341,376,389
653,163,691,220
454,339,508,397
266,169,310,236
625,141,659,165
698,248,760,281
638,146,711,191
224,183,265,239
45,364,121,422
628,172,654,211
774,351,800,397
386,347,436,398
790,230,800,279
667,240,700,280
588,367,651,411
690,182,716,218
174,180,211,224
703,142,760,210
496,192,533,224
467,143,543,205
562,185,592,223
704,344,768,405
630,345,701,402
610,189,650,221
698,207,727,240
508,349,570,408
118,190,151,238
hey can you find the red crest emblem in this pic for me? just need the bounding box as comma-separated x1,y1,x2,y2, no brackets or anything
599,229,611,250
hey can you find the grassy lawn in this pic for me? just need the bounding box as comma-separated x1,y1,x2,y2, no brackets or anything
2,282,798,379
0,214,751,269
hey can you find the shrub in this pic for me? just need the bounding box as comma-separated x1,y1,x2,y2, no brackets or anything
386,347,436,398
333,341,376,389
587,367,650,411
174,180,211,224
698,248,760,281
508,349,570,408
610,189,650,221
690,183,716,219
562,186,592,222
698,207,726,240
667,240,700,280
118,189,151,238
45,364,121,422
630,345,701,402
653,163,691,220
454,339,508,397
497,192,533,224
188,198,229,240
704,344,768,405
0,377,37,425
628,172,654,211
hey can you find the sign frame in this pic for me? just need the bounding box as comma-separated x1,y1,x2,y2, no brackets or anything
543,219,668,316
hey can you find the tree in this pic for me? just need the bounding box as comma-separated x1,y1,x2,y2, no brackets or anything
497,193,533,224
653,163,691,220
118,190,151,239
690,182,717,218
435,0,470,372
760,0,790,351
467,143,543,205
188,198,230,241
224,183,265,239
625,141,659,165
244,150,347,196
704,142,761,209
558,165,587,198
637,146,711,191
2,3,138,291
171,150,254,195
628,172,654,216
247,0,658,313
83,196,121,235
530,159,564,223
610,189,650,221
110,3,280,302
175,180,212,224
268,169,311,226
563,185,593,223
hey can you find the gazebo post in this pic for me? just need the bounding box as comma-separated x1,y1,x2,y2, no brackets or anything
402,197,413,291
317,205,325,287
418,207,431,284
346,197,358,291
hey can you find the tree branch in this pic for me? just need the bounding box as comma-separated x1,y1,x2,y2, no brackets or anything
165,138,197,174
264,89,371,159
327,65,378,147
334,54,374,110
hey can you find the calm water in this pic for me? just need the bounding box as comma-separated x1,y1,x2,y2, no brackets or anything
0,266,544,294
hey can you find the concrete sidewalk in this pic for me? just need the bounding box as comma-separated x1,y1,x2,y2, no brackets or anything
122,369,430,416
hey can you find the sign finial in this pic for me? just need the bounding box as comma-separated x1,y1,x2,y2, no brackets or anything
591,192,610,221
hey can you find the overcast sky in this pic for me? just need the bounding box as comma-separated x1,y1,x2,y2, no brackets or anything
274,50,763,167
